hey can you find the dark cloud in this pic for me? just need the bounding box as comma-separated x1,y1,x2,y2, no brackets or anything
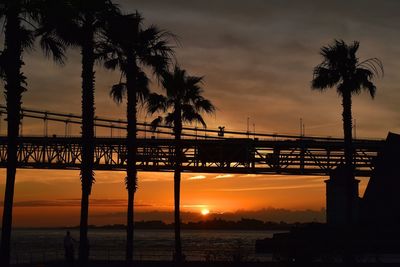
1,0,398,138
0,199,151,207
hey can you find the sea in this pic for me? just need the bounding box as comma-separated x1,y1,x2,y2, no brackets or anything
9,229,281,264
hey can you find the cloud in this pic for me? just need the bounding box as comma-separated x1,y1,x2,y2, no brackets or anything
214,174,234,179
181,204,208,209
215,184,323,192
239,174,259,178
255,175,325,182
187,175,207,180
1,199,152,208
0,0,396,140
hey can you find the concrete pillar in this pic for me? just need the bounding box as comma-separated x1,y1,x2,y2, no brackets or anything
325,166,360,226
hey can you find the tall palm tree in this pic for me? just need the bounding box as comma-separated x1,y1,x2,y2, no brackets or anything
311,39,382,223
101,12,174,261
0,1,66,265
148,66,215,262
47,1,120,263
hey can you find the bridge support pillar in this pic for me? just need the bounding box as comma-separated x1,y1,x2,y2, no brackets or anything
325,166,360,226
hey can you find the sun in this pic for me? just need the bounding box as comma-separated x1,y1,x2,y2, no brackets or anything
201,208,210,216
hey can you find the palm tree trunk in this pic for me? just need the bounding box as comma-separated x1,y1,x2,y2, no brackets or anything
342,91,353,171
174,108,183,263
342,90,355,225
126,185,135,261
125,58,137,262
79,190,90,262
1,3,22,266
79,20,95,265
174,167,182,262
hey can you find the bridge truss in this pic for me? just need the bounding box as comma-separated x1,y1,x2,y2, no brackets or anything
0,106,384,176
0,136,383,176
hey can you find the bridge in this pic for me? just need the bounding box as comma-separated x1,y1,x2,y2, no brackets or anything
0,106,384,176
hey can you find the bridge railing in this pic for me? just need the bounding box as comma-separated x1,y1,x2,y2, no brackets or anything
0,105,384,142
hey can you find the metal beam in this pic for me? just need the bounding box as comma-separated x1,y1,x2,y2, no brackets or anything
0,136,383,176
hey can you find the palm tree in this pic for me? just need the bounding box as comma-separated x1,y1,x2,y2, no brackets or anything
311,39,382,223
147,66,215,262
46,1,120,263
101,12,174,262
0,1,66,265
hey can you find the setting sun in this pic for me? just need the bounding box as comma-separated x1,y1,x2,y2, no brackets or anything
201,208,210,216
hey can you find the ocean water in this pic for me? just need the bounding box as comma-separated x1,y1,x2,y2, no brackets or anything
10,229,280,264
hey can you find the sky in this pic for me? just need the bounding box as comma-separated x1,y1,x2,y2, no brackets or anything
1,0,399,227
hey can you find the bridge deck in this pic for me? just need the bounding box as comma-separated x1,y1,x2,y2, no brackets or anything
0,136,383,176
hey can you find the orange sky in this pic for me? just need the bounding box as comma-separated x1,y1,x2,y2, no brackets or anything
0,169,370,227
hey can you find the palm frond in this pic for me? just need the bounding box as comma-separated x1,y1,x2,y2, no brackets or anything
138,26,175,76
136,71,150,103
0,4,6,19
357,57,384,78
103,11,175,110
312,39,382,98
150,116,163,131
186,75,203,87
0,50,5,79
110,82,127,104
183,111,206,128
39,31,66,65
142,53,170,77
181,104,206,127
349,41,360,57
195,99,215,114
165,112,175,126
147,93,167,114
312,66,341,90
103,57,120,71
353,68,376,98
158,65,215,130
19,26,35,50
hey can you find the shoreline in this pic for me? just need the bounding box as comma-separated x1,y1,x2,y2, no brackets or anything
10,221,319,231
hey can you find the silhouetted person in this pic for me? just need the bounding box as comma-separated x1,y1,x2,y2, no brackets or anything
64,231,76,264
218,126,225,137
